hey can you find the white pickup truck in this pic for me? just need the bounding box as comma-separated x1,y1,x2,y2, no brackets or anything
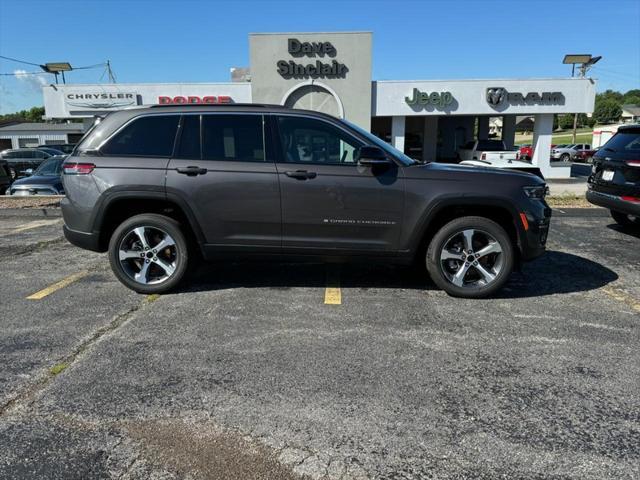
457,139,518,162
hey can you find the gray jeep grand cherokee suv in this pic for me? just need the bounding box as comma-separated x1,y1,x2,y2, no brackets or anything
61,104,551,298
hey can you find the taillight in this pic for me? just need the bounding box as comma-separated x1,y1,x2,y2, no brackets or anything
481,153,486,160
625,160,640,167
621,196,640,203
63,162,95,175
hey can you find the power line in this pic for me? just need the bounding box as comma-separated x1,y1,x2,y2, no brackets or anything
0,54,42,67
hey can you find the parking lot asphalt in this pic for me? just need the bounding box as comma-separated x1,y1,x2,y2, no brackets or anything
0,208,638,479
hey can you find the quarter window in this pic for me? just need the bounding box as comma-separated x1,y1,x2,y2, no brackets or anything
101,115,179,157
201,114,264,162
277,116,362,164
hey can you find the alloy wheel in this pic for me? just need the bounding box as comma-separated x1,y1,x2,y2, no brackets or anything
439,228,504,288
118,226,178,285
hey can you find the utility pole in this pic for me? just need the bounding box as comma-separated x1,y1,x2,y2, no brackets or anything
106,60,116,83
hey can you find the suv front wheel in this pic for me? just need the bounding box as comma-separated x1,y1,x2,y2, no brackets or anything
426,216,514,298
108,214,189,294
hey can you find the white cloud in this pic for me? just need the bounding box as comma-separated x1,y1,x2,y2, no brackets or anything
13,69,48,92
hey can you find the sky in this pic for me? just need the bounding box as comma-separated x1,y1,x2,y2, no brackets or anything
0,0,639,114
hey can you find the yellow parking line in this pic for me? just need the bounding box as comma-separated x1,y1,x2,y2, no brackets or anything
27,271,89,300
11,219,61,234
324,266,341,305
602,286,640,313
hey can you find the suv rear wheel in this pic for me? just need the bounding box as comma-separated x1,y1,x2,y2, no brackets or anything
426,216,514,298
108,214,189,294
610,210,640,227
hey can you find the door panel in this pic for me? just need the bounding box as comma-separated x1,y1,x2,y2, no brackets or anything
274,115,404,252
166,114,281,248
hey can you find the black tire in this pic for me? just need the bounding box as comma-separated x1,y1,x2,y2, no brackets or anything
108,214,189,294
560,153,570,162
610,210,640,226
426,216,514,298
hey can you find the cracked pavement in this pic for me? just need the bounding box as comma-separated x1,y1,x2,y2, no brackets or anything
0,208,638,479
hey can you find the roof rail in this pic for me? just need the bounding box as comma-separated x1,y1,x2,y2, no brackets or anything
149,103,287,109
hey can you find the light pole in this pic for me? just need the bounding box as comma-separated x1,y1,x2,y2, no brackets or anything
563,54,601,143
40,62,72,84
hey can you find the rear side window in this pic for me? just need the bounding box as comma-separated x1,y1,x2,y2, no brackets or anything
102,115,179,157
175,115,201,160
201,114,264,162
602,132,640,153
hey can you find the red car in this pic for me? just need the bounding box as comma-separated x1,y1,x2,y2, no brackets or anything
518,144,533,160
574,147,598,163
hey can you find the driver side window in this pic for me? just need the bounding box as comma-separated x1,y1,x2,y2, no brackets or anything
277,116,363,165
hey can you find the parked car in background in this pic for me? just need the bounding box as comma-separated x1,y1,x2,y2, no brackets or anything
0,159,10,194
574,147,599,163
551,144,591,162
0,148,61,180
587,124,640,226
36,147,66,157
7,155,66,196
37,143,75,154
517,144,533,160
457,139,518,162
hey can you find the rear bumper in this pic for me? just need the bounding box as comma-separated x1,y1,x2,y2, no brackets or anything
587,189,640,216
63,224,102,252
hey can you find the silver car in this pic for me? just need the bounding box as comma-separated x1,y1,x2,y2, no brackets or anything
551,143,591,162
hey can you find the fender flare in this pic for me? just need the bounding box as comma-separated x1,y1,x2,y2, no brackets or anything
91,187,207,246
407,194,525,253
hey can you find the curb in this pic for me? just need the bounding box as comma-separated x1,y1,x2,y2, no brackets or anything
0,208,62,218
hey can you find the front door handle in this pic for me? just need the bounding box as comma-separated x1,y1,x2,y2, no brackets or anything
176,166,207,176
284,170,317,180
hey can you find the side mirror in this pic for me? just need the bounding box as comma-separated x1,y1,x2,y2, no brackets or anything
357,145,392,166
25,169,33,176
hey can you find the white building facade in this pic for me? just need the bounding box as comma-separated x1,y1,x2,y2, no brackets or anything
41,31,597,179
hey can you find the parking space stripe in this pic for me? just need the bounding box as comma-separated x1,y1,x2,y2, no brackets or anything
324,266,341,305
602,286,640,313
26,271,89,300
8,219,61,235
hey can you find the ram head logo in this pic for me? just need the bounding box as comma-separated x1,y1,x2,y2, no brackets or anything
486,87,507,107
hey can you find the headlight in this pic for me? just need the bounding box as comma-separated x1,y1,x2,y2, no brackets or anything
523,185,548,199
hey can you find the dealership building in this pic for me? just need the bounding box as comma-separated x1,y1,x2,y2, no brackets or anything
41,31,596,178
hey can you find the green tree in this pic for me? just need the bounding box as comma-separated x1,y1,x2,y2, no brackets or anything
0,106,44,123
593,98,622,124
597,89,623,103
558,114,575,130
623,89,640,102
622,95,640,106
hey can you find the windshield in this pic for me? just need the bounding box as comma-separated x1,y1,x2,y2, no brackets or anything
34,157,63,176
342,119,418,166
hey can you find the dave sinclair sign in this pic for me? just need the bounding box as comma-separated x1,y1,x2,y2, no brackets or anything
277,38,348,79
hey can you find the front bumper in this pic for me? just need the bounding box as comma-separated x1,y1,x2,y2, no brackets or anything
518,196,552,261
587,189,640,216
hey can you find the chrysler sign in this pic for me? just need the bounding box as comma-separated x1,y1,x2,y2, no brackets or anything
65,92,137,109
486,87,564,107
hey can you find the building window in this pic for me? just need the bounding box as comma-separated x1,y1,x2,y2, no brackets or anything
18,138,39,148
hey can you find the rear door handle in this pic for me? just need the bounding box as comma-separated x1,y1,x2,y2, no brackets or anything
176,166,207,176
284,170,317,180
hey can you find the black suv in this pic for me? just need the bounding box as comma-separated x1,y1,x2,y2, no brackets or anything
61,105,551,298
587,124,640,226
